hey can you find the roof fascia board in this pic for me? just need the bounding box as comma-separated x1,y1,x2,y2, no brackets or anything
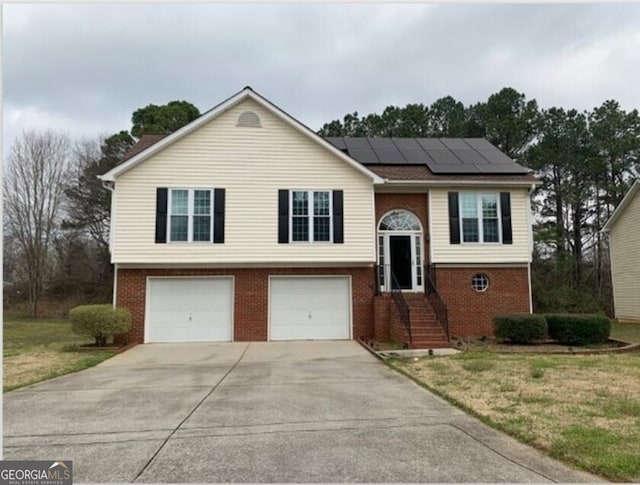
380,179,540,188
602,179,640,232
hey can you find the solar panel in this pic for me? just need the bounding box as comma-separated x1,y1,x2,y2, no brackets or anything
416,138,447,150
374,149,406,164
425,149,462,165
391,138,421,150
478,149,516,165
462,138,495,150
368,138,396,149
441,139,471,150
320,136,531,175
399,149,434,164
452,150,489,165
343,138,372,150
325,137,346,150
348,149,379,164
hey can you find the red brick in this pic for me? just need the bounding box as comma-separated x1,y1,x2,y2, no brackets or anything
116,267,377,344
433,266,530,338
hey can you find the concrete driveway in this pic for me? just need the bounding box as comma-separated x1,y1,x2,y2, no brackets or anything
4,342,601,483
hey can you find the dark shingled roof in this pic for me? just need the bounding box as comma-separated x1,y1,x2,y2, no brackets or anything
368,165,538,183
324,137,531,175
119,133,170,164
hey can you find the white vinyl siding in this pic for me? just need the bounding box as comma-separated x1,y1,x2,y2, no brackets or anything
608,190,640,322
111,99,375,264
430,187,532,263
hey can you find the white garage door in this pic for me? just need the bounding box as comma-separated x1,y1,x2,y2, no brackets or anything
270,277,351,341
147,277,233,342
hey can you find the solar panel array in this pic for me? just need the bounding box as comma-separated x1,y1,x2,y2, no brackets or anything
324,137,530,175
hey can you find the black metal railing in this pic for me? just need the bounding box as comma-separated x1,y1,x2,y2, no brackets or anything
390,270,412,345
425,265,449,340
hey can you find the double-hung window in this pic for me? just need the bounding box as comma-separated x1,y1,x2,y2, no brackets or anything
168,189,213,242
291,190,332,242
460,192,501,243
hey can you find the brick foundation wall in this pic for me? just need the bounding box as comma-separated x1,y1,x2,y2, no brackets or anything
434,266,531,338
373,295,391,341
116,267,377,344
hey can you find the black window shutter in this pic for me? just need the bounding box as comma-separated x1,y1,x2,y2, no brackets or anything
155,188,168,243
278,190,289,243
500,192,513,244
333,190,344,244
448,192,460,244
213,189,225,244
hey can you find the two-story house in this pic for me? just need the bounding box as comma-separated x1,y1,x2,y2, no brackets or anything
99,87,538,348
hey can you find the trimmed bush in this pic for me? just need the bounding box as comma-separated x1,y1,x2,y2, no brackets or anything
70,304,131,346
545,314,611,346
493,314,548,344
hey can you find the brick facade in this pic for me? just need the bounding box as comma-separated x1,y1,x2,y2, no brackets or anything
374,193,429,265
433,265,531,338
116,267,377,344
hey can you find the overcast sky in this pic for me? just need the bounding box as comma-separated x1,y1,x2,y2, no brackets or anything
3,2,640,155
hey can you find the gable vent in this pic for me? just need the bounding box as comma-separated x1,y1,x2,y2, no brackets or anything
237,111,261,128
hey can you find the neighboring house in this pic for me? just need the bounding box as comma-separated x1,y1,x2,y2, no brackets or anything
99,87,538,348
603,180,640,323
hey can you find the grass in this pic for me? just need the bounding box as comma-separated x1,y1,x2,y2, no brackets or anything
610,320,640,343
3,313,118,392
390,320,640,482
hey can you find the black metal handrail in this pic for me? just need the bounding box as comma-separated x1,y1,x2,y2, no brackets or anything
390,270,412,345
425,265,449,340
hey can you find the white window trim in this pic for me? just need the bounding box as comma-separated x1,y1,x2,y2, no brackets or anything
167,188,214,243
289,189,333,243
459,192,502,244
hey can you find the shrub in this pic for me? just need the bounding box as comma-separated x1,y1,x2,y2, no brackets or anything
493,314,548,344
545,314,611,346
70,304,131,346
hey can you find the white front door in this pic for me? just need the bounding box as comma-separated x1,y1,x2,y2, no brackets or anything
269,276,351,340
146,277,233,342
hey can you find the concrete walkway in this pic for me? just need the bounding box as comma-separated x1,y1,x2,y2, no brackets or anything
4,342,602,483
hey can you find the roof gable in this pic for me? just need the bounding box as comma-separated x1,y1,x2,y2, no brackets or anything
99,87,383,183
603,179,640,232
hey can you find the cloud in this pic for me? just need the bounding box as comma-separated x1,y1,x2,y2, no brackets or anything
2,2,640,156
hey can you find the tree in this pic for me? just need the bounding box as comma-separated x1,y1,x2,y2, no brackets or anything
4,130,72,316
428,96,466,136
64,131,135,249
473,87,539,161
131,100,200,138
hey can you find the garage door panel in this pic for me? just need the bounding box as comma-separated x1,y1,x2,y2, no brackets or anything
270,277,351,341
147,278,233,342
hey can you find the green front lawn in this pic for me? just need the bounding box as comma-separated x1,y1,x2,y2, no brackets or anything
3,313,118,392
391,320,640,482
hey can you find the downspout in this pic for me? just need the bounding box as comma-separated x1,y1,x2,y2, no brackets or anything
527,183,536,313
101,180,117,307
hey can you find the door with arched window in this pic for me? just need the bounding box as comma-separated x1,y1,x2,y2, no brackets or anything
377,210,424,292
